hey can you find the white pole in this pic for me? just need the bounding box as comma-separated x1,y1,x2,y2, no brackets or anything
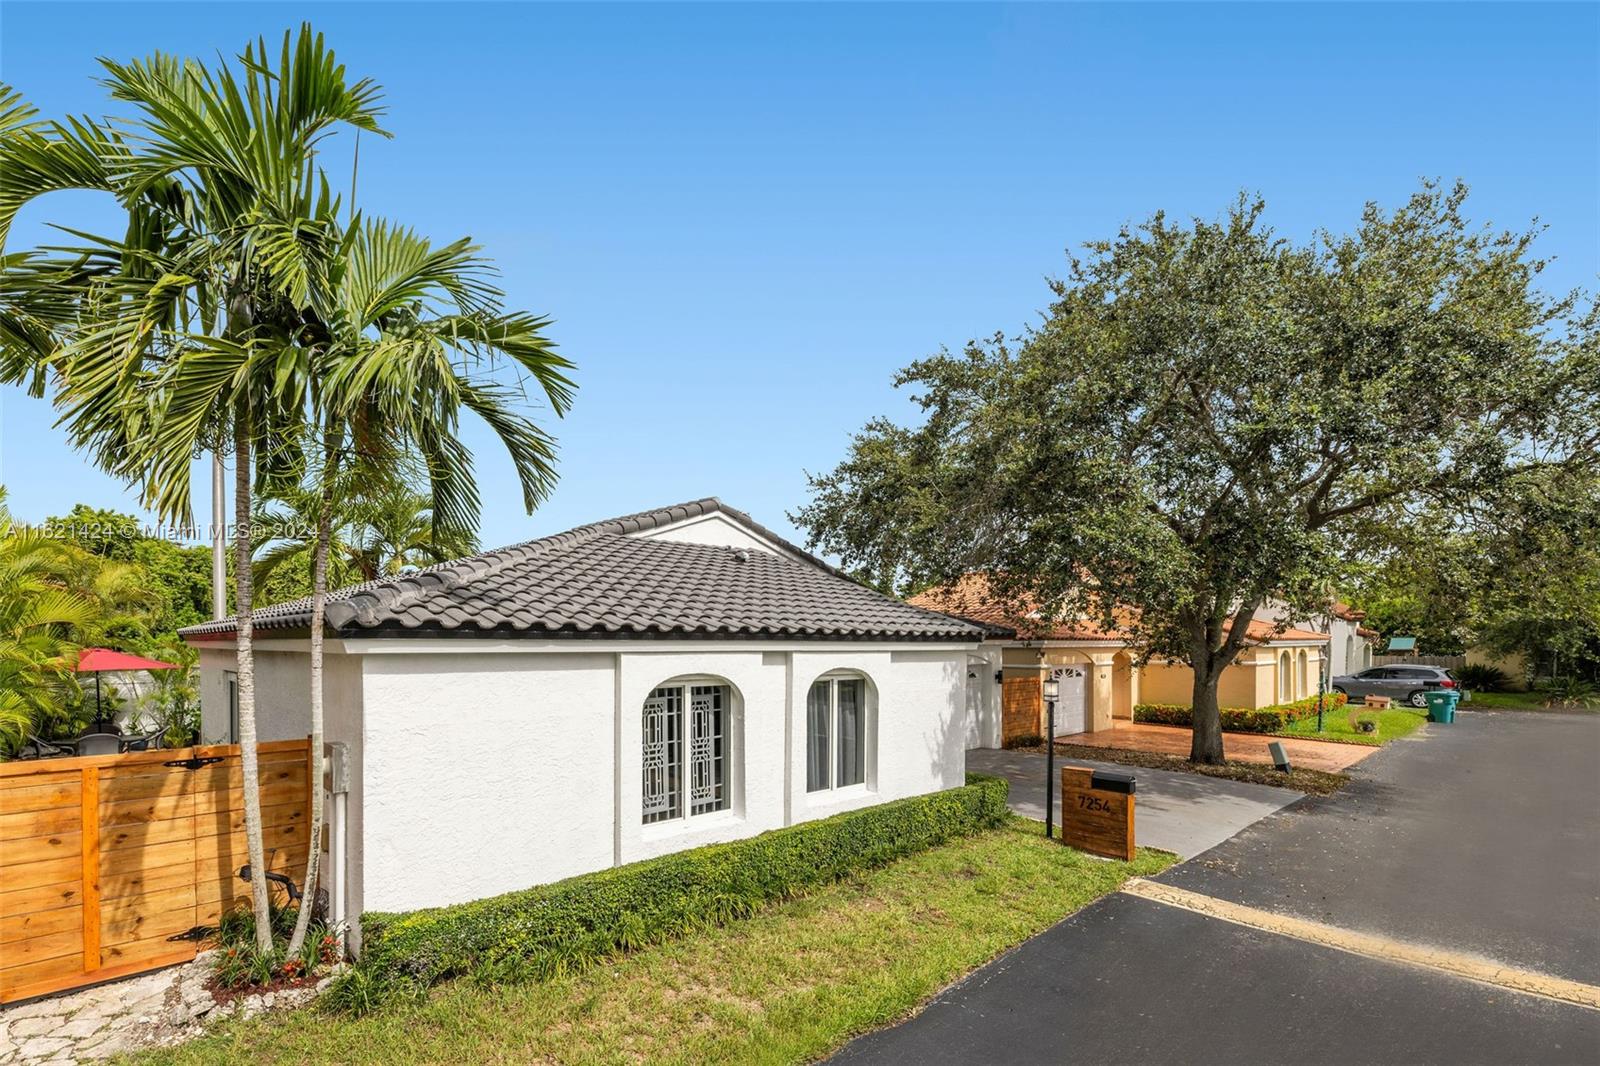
211,452,227,617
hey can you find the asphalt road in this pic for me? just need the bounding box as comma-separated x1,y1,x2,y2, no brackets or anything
834,711,1600,1065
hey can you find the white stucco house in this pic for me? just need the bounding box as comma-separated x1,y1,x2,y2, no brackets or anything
1256,600,1376,682
180,499,983,937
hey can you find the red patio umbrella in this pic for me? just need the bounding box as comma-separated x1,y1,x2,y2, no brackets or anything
74,648,177,733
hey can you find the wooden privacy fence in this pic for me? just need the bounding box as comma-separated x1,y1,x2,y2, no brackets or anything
1373,654,1466,670
0,739,311,1004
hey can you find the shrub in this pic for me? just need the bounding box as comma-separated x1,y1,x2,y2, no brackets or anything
1133,692,1348,733
212,903,337,989
335,774,1010,1012
1455,664,1510,692
1003,733,1043,749
1536,676,1599,709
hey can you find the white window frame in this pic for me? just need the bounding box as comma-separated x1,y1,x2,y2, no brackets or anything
1278,652,1292,702
224,670,239,744
806,672,871,795
642,678,733,826
1297,650,1309,699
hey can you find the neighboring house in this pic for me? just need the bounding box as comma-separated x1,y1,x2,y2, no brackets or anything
1465,646,1531,690
1257,600,1376,682
911,575,1330,748
180,499,983,929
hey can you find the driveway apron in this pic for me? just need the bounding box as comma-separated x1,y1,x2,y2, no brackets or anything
835,712,1600,1065
965,747,1301,859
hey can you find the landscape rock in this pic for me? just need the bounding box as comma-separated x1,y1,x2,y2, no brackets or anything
13,1038,68,1062
2,952,337,1065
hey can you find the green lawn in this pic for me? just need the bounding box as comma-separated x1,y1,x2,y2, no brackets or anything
1467,690,1597,712
134,818,1173,1066
1274,705,1429,746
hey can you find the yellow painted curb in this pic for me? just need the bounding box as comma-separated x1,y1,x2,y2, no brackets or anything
1121,878,1600,1012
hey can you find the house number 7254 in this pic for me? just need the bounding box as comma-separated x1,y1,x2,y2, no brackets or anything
1076,794,1111,812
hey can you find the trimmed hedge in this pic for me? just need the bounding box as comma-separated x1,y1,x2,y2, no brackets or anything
336,774,1009,1009
1133,692,1349,733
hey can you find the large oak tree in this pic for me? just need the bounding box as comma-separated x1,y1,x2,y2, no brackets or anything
796,182,1598,763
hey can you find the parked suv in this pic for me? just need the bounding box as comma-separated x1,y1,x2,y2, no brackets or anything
1332,665,1468,708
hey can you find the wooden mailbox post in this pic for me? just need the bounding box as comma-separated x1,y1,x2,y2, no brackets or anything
1058,765,1135,861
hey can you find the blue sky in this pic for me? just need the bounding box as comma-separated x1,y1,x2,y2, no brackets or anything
2,2,1596,552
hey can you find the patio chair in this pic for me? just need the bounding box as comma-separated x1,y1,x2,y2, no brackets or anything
18,735,73,759
74,732,121,757
120,729,165,753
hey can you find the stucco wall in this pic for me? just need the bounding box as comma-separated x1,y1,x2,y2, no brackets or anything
359,652,617,913
964,647,1003,748
192,639,971,916
196,645,361,745
628,512,792,557
342,642,969,914
1136,654,1281,709
1467,647,1530,690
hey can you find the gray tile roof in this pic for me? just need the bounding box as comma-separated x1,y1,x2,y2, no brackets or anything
179,498,982,643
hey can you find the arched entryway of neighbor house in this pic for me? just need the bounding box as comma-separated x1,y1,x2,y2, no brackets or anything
1112,651,1136,719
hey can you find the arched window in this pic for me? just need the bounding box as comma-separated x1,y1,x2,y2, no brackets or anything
1278,651,1292,702
1297,650,1309,699
807,672,871,793
643,679,733,825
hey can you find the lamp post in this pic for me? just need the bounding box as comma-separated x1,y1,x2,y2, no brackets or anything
1042,673,1059,840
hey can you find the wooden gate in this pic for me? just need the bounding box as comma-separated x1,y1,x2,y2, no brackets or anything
0,739,311,1004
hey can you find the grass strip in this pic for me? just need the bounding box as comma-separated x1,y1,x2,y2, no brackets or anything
135,817,1173,1066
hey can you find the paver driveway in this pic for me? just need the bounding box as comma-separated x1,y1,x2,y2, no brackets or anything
837,711,1600,1065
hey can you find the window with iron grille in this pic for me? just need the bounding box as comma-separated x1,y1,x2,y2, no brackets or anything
807,675,867,793
643,682,729,824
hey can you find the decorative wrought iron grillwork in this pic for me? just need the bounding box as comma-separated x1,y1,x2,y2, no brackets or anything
642,688,682,823
688,685,725,815
643,682,729,824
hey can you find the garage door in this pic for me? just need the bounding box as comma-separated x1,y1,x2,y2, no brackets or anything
1050,666,1086,735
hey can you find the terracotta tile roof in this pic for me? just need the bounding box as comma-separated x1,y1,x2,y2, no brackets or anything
910,574,1329,645
908,574,1130,642
1241,620,1330,643
180,499,983,643
1331,601,1368,622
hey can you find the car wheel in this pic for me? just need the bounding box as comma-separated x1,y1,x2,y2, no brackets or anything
1333,686,1348,697
1407,690,1428,709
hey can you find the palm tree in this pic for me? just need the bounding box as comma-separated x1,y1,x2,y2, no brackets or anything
0,27,385,951
0,494,95,751
252,475,477,600
0,489,158,753
276,217,572,955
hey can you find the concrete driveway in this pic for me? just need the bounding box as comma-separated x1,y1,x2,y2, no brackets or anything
840,712,1600,1065
965,747,1302,859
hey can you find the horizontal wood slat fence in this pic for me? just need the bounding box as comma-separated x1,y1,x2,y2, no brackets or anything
0,738,311,1004
1372,654,1466,669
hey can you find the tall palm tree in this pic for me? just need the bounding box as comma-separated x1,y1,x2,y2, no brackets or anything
252,475,477,598
0,27,386,951
276,217,572,955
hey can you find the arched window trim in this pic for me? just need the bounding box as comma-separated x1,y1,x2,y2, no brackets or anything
806,670,875,795
1278,651,1292,702
1297,650,1309,700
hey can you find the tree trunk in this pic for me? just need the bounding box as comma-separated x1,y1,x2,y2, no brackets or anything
286,433,337,958
1187,660,1227,765
232,407,273,954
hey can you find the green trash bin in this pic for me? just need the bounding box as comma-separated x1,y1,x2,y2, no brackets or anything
1424,690,1455,724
